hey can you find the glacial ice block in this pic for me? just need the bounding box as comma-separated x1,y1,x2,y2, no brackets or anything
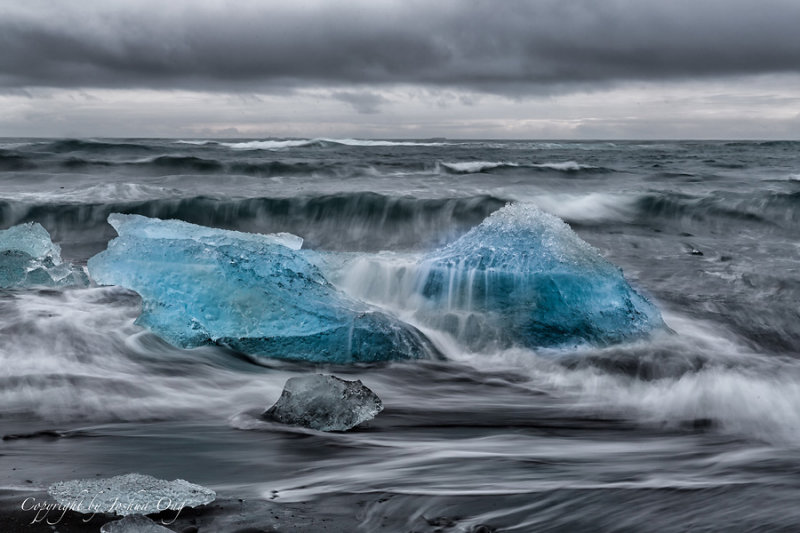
48,473,216,517
0,222,88,288
87,214,432,363
415,203,664,348
265,374,383,431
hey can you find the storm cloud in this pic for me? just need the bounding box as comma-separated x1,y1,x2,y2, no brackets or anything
2,1,800,138
2,0,800,94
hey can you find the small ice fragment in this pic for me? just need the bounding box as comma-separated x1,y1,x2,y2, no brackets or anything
112,214,303,251
265,374,383,431
0,222,88,288
0,222,62,260
100,515,174,533
48,473,216,517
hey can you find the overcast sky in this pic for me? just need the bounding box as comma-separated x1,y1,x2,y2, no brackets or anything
2,0,799,139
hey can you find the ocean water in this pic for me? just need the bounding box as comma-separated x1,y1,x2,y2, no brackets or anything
1,138,799,531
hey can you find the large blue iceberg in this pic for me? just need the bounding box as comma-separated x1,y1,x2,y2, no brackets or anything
413,203,664,349
88,214,433,363
0,222,87,288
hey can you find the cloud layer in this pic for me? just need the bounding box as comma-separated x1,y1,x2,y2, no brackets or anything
2,0,800,94
2,1,799,138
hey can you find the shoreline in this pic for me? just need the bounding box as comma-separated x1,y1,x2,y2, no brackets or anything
1,489,502,532
0,489,365,532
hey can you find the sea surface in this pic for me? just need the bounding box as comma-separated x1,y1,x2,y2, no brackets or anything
1,138,799,531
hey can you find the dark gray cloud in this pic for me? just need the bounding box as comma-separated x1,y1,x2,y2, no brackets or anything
331,91,390,114
2,0,800,95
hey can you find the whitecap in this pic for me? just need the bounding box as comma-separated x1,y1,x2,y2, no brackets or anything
439,161,519,173
220,138,448,150
531,193,637,224
532,161,600,171
174,140,218,146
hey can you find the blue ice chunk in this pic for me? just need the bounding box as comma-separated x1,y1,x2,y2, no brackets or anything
0,222,88,288
416,203,664,348
87,214,432,363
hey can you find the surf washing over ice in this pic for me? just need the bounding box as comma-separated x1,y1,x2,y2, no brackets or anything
87,214,434,363
5,138,800,531
84,203,664,363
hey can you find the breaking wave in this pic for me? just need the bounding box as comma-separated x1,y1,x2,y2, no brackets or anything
633,190,800,231
36,139,156,154
0,151,35,171
533,161,602,171
439,160,606,174
218,138,450,150
439,161,520,173
0,193,507,254
17,154,405,177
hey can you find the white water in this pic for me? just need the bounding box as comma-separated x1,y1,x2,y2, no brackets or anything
219,138,450,150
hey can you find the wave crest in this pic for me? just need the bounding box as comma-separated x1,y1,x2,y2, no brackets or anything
439,160,605,174
0,193,507,255
219,138,449,150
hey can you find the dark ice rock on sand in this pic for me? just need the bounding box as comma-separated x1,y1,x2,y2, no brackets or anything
265,374,383,431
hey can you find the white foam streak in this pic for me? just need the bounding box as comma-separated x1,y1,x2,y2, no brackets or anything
449,313,800,445
4,183,184,203
532,161,598,171
438,160,599,173
220,138,448,150
222,139,317,150
440,161,518,173
327,138,448,147
532,193,637,224
0,287,289,423
174,140,216,145
331,252,424,309
262,426,743,501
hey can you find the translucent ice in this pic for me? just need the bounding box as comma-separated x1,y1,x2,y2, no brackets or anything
0,222,87,288
265,374,383,431
101,515,173,533
88,214,432,363
48,473,216,517
415,203,664,348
